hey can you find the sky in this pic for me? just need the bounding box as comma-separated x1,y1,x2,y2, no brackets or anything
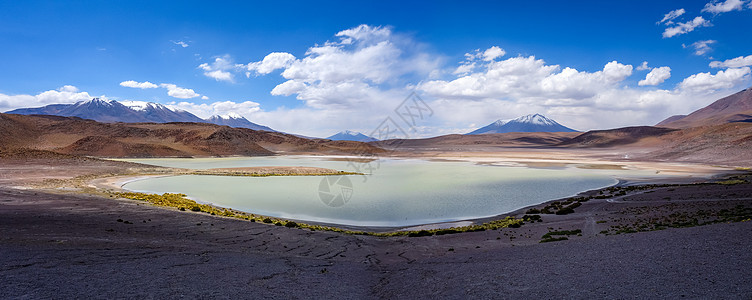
1,0,751,137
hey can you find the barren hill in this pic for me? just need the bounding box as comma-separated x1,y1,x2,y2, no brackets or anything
658,88,752,128
559,123,752,165
376,132,580,151
558,126,678,148
0,114,383,158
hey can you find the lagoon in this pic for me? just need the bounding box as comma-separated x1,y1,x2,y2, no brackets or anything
122,156,655,227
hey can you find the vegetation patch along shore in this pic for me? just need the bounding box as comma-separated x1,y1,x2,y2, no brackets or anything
112,191,525,237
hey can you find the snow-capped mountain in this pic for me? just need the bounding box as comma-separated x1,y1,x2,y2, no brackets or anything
121,100,205,123
326,130,378,142
467,113,578,134
205,113,275,131
7,98,149,123
5,99,274,131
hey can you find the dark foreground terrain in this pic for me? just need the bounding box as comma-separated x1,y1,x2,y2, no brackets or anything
2,179,752,298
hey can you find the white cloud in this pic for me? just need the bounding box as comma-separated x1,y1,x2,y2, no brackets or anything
418,49,751,133
684,40,717,56
482,46,506,61
639,67,672,86
335,24,391,45
119,80,159,89
160,83,201,99
167,100,261,119
172,40,189,48
663,16,711,38
636,61,650,71
658,8,686,24
198,55,235,82
702,0,746,14
453,62,476,75
120,80,204,99
248,24,439,109
420,57,632,101
710,54,752,68
0,85,97,112
679,67,751,92
243,52,296,76
165,26,752,137
451,46,506,75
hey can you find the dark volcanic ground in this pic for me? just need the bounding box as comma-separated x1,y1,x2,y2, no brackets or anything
2,181,752,298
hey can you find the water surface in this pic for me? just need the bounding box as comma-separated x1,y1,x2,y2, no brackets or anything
122,156,645,227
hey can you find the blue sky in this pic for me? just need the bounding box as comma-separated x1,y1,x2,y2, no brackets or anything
1,0,751,137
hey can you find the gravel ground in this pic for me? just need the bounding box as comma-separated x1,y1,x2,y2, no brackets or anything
1,183,751,299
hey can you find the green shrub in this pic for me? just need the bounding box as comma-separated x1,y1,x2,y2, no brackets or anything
408,230,433,237
540,237,568,243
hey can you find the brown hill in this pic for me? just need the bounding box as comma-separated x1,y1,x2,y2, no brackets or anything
658,88,752,128
375,132,580,150
0,114,383,158
558,126,678,148
559,123,752,165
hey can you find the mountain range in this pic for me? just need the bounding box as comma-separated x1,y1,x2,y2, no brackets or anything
205,113,275,132
6,98,275,132
0,113,383,157
326,130,378,142
467,113,578,134
1,88,751,165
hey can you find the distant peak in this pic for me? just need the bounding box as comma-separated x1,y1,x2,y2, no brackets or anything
493,119,509,126
214,112,244,120
121,100,170,111
77,98,114,106
511,113,556,125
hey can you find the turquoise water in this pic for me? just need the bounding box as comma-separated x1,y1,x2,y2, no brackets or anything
121,156,624,227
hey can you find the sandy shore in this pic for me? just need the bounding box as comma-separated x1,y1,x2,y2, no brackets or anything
1,154,752,297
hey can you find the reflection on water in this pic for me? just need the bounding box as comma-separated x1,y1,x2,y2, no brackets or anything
121,156,655,227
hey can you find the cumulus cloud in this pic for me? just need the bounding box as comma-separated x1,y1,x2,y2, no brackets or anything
335,24,391,45
160,83,201,99
198,55,235,82
167,100,261,119
702,0,746,14
685,40,717,56
451,47,504,75
170,25,752,136
247,24,439,109
418,48,752,133
636,61,650,71
639,67,672,86
243,52,296,76
663,16,711,38
0,85,97,112
482,46,506,61
679,67,751,92
710,54,752,68
420,57,632,101
120,80,204,99
120,80,159,89
658,8,686,24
